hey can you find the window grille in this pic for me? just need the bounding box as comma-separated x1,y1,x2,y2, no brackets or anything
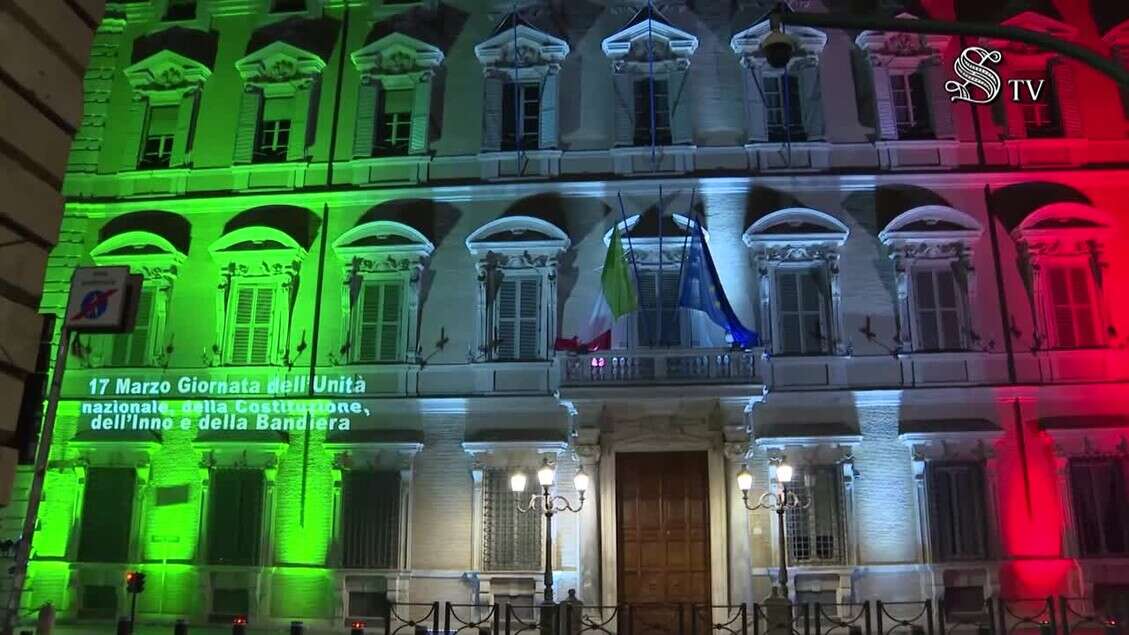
763,74,806,142
776,268,827,355
77,468,136,563
494,277,541,361
354,280,403,363
927,462,988,561
1046,265,1100,348
503,82,541,150
1070,459,1129,557
784,466,844,565
207,469,264,566
341,471,401,569
483,469,541,571
914,268,964,351
890,72,933,139
633,78,672,146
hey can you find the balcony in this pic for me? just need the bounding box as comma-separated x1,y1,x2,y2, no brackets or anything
558,348,761,387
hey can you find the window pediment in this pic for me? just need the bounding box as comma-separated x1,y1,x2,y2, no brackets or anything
743,208,849,257
352,33,444,79
879,206,983,255
1104,20,1129,49
475,17,570,74
91,230,188,281
125,49,212,95
333,221,434,275
602,8,698,71
855,14,949,64
210,226,307,275
235,41,326,86
466,216,569,259
988,11,1078,54
1011,203,1112,257
731,21,826,67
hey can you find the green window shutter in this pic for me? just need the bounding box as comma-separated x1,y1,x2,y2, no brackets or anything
77,468,136,563
147,105,178,138
341,471,401,569
379,283,402,362
353,81,378,158
111,288,155,366
250,286,275,365
207,470,264,566
121,97,149,169
232,89,263,164
356,281,403,363
409,78,431,155
230,286,255,365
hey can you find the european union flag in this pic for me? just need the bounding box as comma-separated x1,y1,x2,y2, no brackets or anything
677,219,759,347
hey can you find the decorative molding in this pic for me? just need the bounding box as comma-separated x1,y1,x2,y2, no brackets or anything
855,13,950,66
602,10,698,72
476,18,569,78
235,41,327,87
124,49,212,96
352,32,444,81
731,20,826,68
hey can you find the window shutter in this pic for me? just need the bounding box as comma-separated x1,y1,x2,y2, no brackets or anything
1051,60,1083,138
123,289,154,366
922,62,954,139
250,287,275,365
147,105,178,137
379,283,402,362
915,270,939,351
287,85,315,161
744,66,769,142
777,270,802,353
232,88,263,163
482,75,504,152
353,80,378,158
341,471,400,569
230,286,255,364
357,281,383,362
801,270,825,353
660,269,682,346
208,470,264,566
637,270,659,346
169,92,199,167
517,278,540,359
121,97,149,169
77,468,136,563
409,77,431,155
669,68,692,145
872,66,899,139
798,61,825,140
936,270,962,350
1002,70,1028,139
496,279,518,359
539,71,560,149
613,73,635,146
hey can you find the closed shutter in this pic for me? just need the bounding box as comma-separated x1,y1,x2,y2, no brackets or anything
637,269,682,347
482,75,503,152
872,66,899,140
495,278,541,361
169,91,199,167
923,62,954,139
356,281,403,363
928,463,987,561
798,61,824,140
341,471,401,569
1069,460,1129,556
77,468,136,563
121,97,150,169
147,105,178,139
744,65,769,142
353,81,378,158
110,288,154,366
776,268,825,355
539,71,559,149
207,469,264,566
914,269,963,351
409,78,431,155
483,469,541,571
669,69,692,145
1046,265,1098,349
232,88,263,164
1051,61,1083,138
230,285,275,365
613,73,635,146
287,83,317,161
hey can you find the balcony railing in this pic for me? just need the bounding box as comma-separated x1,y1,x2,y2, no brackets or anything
559,348,760,386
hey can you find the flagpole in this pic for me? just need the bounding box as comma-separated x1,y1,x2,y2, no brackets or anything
674,187,696,292
617,192,648,348
657,184,664,347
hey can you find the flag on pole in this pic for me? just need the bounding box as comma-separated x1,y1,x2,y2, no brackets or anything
677,219,759,347
556,226,639,351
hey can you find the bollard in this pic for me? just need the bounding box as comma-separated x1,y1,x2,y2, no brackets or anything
36,603,55,635
349,620,366,635
232,615,247,635
290,621,304,634
116,616,131,635
174,618,189,635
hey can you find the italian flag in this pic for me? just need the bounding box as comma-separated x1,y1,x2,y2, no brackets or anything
557,226,639,351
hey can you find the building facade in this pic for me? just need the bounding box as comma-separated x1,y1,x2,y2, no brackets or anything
24,0,1129,631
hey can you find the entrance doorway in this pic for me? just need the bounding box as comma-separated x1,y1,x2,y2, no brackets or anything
615,451,711,634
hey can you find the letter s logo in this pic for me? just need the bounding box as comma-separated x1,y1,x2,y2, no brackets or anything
945,47,1004,104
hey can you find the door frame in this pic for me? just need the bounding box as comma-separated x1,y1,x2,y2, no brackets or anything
599,433,729,609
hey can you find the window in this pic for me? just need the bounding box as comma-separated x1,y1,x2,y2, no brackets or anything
775,267,827,355
784,466,843,564
494,277,541,361
140,105,176,169
764,74,805,142
105,288,155,366
1017,71,1060,137
348,591,391,621
271,0,305,12
483,468,541,571
502,82,540,150
210,588,250,623
164,0,196,20
633,78,671,146
1069,459,1129,557
376,89,412,155
77,468,136,563
927,462,988,561
637,269,682,347
255,96,293,163
1046,264,1100,349
914,268,964,351
1094,584,1129,623
353,280,403,363
890,72,932,139
228,284,276,366
341,471,400,569
207,469,264,565
79,586,118,620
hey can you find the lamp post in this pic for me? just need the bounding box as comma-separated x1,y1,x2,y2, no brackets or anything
736,460,809,598
511,458,589,634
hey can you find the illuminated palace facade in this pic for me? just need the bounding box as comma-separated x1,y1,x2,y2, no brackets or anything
21,0,1129,630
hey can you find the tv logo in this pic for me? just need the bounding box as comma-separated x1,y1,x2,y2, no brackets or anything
945,46,1047,105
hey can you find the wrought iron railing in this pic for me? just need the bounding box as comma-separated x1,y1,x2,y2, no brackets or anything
751,600,811,635
816,603,871,635
559,348,759,386
876,600,934,635
385,601,440,634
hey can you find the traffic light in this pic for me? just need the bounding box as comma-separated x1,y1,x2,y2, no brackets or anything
125,571,146,594
350,620,366,635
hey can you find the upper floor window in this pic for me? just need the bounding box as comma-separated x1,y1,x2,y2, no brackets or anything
855,23,952,142
228,283,278,365
927,462,988,561
341,471,401,568
744,208,849,356
603,6,697,149
477,14,569,153
234,41,327,165
733,21,827,143
122,47,211,171
1046,264,1100,348
1070,458,1129,557
483,467,541,571
77,467,137,563
495,277,541,361
1106,22,1129,119
786,466,845,565
636,268,682,347
1015,70,1061,138
351,33,445,159
880,205,982,353
993,11,1082,140
107,288,156,366
164,0,196,20
354,280,403,363
503,82,541,150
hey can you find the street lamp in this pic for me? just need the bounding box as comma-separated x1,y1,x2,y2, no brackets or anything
512,457,588,630
736,459,809,598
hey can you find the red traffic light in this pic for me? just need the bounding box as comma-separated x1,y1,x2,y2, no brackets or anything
351,621,366,628
232,616,248,625
125,571,146,593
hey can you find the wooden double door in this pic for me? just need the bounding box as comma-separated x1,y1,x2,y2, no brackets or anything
616,451,711,634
